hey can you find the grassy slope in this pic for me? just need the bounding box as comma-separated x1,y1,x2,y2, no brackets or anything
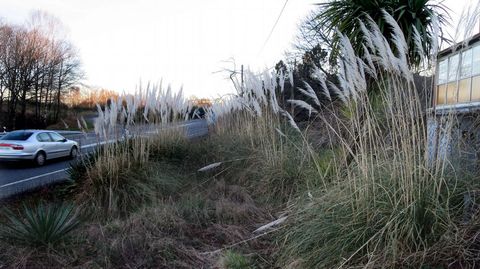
2,111,480,269
0,121,293,269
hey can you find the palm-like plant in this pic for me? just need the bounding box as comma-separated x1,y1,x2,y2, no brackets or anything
313,0,449,67
0,203,81,247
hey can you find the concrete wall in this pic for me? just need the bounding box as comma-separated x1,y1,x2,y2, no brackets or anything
427,111,480,173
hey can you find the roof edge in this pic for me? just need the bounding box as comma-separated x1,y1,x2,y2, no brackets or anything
438,32,480,58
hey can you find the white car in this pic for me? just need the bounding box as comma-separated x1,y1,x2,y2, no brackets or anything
0,130,79,166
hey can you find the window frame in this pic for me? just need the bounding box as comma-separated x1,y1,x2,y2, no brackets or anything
48,132,66,142
37,132,53,142
435,43,480,108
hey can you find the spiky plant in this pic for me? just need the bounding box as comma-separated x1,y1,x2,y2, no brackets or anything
0,203,81,247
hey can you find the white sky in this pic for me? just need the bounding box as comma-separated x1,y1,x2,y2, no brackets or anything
0,0,315,98
0,0,475,98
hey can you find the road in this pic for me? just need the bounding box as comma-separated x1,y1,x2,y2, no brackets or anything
0,119,209,198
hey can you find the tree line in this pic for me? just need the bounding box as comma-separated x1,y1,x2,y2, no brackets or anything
64,86,119,110
0,12,82,130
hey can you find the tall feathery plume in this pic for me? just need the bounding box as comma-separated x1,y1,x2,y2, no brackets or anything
280,109,300,133
287,99,317,117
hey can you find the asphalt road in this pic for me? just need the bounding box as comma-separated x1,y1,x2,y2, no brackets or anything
0,119,209,198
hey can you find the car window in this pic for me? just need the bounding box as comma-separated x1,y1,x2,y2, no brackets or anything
0,131,33,141
37,133,52,142
48,132,66,142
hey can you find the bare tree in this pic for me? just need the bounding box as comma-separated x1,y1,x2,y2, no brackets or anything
0,12,82,129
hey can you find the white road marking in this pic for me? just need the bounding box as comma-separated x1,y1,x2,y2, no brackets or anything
0,168,68,189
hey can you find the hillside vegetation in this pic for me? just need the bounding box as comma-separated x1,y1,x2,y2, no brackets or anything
2,4,480,269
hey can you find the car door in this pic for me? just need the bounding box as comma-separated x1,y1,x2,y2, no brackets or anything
48,132,71,158
36,132,56,159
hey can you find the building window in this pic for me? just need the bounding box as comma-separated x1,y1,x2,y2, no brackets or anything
437,84,447,105
460,49,472,78
458,78,471,102
438,59,448,84
472,76,480,101
473,46,480,75
436,44,480,106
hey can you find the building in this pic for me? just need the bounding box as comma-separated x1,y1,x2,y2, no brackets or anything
435,33,480,109
429,33,480,170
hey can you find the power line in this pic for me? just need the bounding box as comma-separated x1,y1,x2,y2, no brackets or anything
258,0,289,56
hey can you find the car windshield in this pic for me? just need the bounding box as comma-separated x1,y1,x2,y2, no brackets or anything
0,131,33,141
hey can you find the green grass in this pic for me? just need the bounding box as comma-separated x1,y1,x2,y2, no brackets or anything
277,173,464,267
176,193,215,226
222,250,252,269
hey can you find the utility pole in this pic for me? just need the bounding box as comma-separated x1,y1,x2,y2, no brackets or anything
291,60,296,115
241,64,244,96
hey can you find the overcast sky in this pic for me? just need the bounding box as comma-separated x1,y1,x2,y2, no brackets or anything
0,0,475,98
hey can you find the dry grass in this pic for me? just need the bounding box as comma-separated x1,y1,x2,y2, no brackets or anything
273,12,480,269
0,125,279,268
2,7,480,269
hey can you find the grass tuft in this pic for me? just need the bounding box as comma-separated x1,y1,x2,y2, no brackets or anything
220,250,251,269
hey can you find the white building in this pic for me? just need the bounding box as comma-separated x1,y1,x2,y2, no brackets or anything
429,33,480,170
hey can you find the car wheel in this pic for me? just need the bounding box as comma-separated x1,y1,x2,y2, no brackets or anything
69,146,78,159
34,152,46,166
